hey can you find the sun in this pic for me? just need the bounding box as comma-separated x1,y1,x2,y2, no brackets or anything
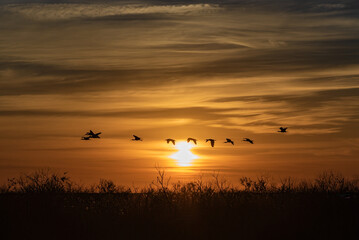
169,141,199,167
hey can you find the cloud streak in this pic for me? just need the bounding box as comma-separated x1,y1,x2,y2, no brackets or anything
2,3,220,20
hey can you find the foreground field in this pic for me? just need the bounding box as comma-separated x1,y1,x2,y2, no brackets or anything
0,170,358,240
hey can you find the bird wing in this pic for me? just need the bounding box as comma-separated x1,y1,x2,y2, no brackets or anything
211,141,214,147
193,139,197,144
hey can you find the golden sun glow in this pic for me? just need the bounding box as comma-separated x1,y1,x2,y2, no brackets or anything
169,141,199,167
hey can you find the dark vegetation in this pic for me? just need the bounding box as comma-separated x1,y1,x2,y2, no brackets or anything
1,169,358,240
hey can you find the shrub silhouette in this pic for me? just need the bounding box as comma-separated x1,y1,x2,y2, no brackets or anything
1,169,359,240
97,179,130,193
314,171,353,192
6,168,72,193
3,168,359,194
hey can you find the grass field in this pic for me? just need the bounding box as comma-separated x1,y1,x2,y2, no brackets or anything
1,169,358,240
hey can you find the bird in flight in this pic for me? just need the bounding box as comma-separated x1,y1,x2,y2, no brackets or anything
166,138,176,145
243,138,254,144
206,139,216,147
132,135,142,141
224,138,234,145
278,127,288,133
86,130,101,138
187,138,197,145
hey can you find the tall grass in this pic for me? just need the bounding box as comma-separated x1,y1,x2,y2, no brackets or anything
1,169,358,240
2,168,359,194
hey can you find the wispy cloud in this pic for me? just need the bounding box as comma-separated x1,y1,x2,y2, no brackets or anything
3,3,220,20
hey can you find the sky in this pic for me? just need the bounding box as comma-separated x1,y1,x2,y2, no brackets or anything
0,0,358,186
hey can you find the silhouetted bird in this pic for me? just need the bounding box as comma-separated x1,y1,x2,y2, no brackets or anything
81,136,91,140
243,138,254,144
224,138,234,145
86,130,101,138
278,127,288,133
132,135,142,141
187,138,197,145
166,138,176,145
206,139,216,147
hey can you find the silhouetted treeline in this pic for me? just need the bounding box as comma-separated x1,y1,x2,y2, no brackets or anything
0,169,358,240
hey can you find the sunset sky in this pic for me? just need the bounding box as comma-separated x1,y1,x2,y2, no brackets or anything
1,0,358,186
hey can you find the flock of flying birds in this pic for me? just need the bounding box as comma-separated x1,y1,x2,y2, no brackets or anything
82,127,288,147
